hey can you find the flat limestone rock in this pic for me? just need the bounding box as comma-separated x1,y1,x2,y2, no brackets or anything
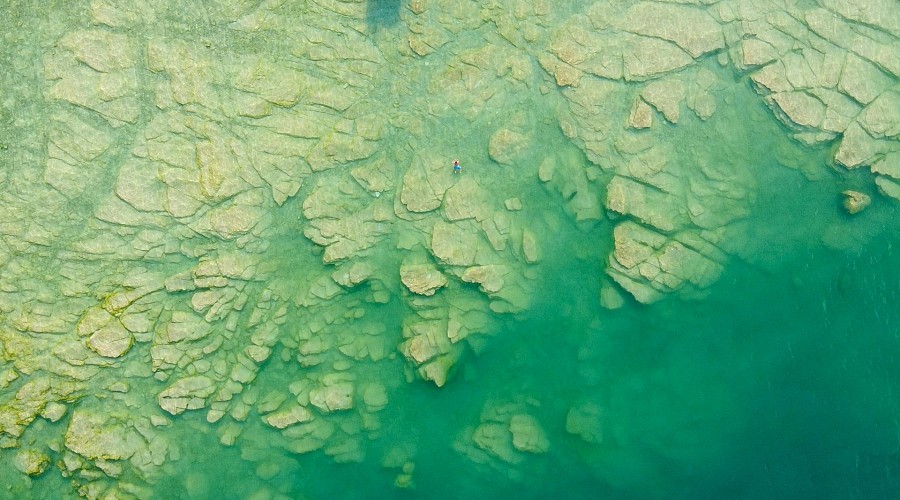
628,98,654,129
739,38,778,68
858,91,900,139
489,129,531,165
838,53,894,105
641,79,685,124
59,29,134,73
41,402,68,422
835,123,882,168
618,3,723,58
443,177,489,222
461,265,507,294
538,157,555,182
606,175,683,232
158,376,216,415
875,176,900,201
87,322,134,358
871,153,900,180
362,383,388,411
65,410,142,460
265,405,313,429
504,198,522,211
332,261,374,288
509,414,549,454
116,159,167,212
624,35,694,81
522,230,540,264
309,382,354,412
400,262,448,296
472,422,522,465
599,283,626,310
431,222,478,266
607,221,722,303
771,91,826,129
400,320,449,365
401,151,455,213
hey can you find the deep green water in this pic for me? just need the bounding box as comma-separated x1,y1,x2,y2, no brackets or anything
1,1,898,499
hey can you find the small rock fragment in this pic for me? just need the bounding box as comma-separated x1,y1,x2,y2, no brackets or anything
41,402,68,422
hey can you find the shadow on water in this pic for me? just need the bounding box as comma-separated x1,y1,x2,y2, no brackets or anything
367,0,402,28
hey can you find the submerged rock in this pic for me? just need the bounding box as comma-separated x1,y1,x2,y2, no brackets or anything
509,414,549,454
87,322,134,358
65,410,142,460
842,190,871,214
489,129,530,165
14,449,51,476
565,403,603,444
309,377,354,412
400,262,448,296
158,376,216,415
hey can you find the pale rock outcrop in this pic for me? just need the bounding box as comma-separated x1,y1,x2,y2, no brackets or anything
14,449,51,476
509,414,550,454
265,405,313,429
400,262,448,296
431,222,479,266
489,129,531,165
842,190,871,214
158,376,216,415
309,375,354,412
87,321,134,358
400,151,456,213
65,410,143,460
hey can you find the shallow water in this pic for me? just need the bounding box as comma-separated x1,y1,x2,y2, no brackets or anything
1,1,898,499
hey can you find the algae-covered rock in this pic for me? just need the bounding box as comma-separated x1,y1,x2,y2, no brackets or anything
158,376,217,415
14,448,51,476
87,322,134,358
41,402,68,422
842,190,871,215
65,410,142,460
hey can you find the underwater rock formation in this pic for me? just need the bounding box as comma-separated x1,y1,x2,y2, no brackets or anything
0,0,895,496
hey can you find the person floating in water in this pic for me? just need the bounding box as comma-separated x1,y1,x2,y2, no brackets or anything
453,159,461,174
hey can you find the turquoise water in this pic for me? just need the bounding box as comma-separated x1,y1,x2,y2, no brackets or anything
1,1,898,499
